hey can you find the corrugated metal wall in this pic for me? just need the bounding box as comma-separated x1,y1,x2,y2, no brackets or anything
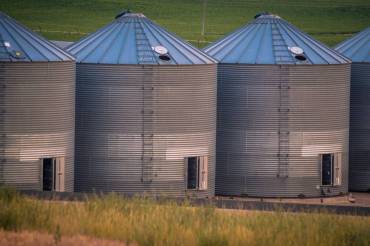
0,62,75,191
349,63,370,192
75,64,216,197
217,64,350,197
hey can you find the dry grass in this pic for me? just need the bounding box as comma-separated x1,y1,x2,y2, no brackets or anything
0,230,128,246
0,187,370,246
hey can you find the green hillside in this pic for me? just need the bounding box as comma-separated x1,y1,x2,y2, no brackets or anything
0,0,369,47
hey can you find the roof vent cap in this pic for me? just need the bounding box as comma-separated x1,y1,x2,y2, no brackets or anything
254,12,280,19
115,9,131,19
254,12,271,19
153,45,168,55
289,46,304,55
4,41,10,48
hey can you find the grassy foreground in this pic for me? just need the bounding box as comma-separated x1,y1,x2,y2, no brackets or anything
0,188,370,246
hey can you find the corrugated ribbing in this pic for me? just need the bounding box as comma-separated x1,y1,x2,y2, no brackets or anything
0,62,75,191
216,64,350,197
349,63,370,191
75,64,216,197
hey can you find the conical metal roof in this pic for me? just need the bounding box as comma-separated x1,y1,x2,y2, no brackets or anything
335,27,370,63
67,13,216,65
0,12,74,62
204,13,350,65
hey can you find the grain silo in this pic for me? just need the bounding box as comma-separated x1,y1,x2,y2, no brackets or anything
204,13,351,197
335,27,370,192
0,12,75,191
67,12,216,197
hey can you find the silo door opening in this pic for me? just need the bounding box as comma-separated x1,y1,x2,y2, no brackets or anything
185,156,208,190
42,157,65,192
320,153,342,186
321,154,333,186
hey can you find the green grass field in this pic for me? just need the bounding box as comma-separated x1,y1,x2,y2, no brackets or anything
0,187,370,246
1,0,369,47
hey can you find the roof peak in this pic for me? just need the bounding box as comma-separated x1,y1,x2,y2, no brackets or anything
254,12,281,19
204,14,350,65
115,10,146,20
120,13,145,18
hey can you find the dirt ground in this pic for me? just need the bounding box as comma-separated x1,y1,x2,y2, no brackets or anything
0,230,131,246
217,192,370,207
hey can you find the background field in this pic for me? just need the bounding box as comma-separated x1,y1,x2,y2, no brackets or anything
1,0,370,48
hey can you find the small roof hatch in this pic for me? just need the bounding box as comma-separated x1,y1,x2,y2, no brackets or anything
289,46,304,55
153,45,168,55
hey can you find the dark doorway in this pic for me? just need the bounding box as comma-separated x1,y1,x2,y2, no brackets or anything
187,157,198,189
42,158,55,191
321,154,333,186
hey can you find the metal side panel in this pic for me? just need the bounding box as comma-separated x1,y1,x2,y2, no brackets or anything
348,63,370,191
0,62,75,191
216,64,350,197
74,64,216,198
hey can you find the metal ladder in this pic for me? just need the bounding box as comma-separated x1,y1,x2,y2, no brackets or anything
277,65,290,178
271,23,294,64
141,67,154,183
135,19,155,183
134,21,156,64
271,22,290,178
0,63,5,183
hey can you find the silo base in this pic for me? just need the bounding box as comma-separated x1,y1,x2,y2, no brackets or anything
216,175,348,198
